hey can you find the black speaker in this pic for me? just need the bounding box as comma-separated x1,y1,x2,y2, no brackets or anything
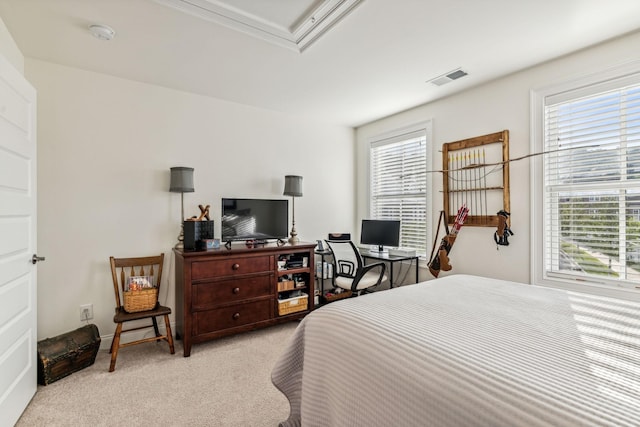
183,220,214,251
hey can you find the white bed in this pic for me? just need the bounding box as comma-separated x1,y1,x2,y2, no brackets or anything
271,274,640,426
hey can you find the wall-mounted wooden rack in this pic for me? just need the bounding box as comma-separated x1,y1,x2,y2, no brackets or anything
441,130,510,227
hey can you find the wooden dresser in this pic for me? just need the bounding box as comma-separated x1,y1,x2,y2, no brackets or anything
174,242,315,356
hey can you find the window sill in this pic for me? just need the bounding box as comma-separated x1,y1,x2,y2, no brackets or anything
534,273,640,302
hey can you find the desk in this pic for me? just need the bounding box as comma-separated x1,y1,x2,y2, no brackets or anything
360,250,419,288
316,248,419,292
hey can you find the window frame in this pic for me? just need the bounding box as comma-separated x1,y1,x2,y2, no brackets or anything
531,60,640,299
366,121,432,259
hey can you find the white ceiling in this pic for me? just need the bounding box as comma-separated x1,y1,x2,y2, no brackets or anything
2,0,640,127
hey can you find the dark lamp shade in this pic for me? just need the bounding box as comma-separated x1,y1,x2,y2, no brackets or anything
170,167,195,193
283,175,303,197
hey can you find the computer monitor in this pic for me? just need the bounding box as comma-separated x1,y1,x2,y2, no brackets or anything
360,219,401,253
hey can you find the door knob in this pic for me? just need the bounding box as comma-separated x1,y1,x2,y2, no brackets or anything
32,254,46,264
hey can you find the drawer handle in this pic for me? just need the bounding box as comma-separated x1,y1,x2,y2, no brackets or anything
232,312,240,320
233,287,240,294
232,263,240,270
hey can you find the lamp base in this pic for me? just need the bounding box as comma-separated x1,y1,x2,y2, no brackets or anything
175,224,185,249
288,236,300,244
288,226,299,244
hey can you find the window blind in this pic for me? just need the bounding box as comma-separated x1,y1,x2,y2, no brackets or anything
544,80,640,287
370,130,428,257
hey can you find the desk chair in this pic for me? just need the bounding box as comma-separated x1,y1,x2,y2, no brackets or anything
325,240,387,295
109,254,175,372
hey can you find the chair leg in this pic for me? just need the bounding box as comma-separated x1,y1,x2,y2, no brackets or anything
164,314,175,354
109,332,116,354
152,316,161,337
109,323,123,372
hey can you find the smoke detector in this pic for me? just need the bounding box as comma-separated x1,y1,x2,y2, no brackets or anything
428,68,468,86
89,24,116,41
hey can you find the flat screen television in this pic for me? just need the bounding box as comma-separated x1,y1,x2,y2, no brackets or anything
360,219,401,253
221,198,289,242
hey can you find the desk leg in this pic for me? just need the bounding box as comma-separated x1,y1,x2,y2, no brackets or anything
415,258,419,284
389,262,394,288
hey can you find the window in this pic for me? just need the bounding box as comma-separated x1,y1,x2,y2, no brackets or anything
369,122,431,258
532,64,640,294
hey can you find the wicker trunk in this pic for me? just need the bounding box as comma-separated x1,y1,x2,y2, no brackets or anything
37,324,101,385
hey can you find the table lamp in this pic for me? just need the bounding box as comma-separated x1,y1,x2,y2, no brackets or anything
283,175,303,244
170,166,194,249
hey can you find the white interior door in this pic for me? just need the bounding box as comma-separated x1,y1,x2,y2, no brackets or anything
0,53,38,426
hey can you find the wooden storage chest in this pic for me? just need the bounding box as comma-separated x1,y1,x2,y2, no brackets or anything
37,324,101,385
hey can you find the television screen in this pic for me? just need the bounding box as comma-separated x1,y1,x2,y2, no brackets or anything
222,198,289,242
360,219,401,252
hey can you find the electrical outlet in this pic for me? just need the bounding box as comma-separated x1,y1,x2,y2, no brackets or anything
80,304,93,321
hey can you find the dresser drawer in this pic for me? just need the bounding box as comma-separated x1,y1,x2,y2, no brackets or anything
193,299,273,335
192,275,272,308
191,256,272,280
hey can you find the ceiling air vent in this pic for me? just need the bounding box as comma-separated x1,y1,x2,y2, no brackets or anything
428,68,468,86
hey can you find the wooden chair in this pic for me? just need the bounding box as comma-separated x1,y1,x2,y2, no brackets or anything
109,254,175,372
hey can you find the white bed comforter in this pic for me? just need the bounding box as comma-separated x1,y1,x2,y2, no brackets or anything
271,274,640,426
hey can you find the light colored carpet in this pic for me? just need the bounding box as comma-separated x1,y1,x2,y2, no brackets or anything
18,322,298,427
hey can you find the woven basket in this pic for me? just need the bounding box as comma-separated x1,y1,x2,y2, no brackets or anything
278,293,308,316
321,289,352,303
123,288,157,313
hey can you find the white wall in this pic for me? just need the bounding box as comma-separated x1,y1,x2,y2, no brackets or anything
356,30,640,286
26,58,355,340
19,23,640,340
0,15,22,73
